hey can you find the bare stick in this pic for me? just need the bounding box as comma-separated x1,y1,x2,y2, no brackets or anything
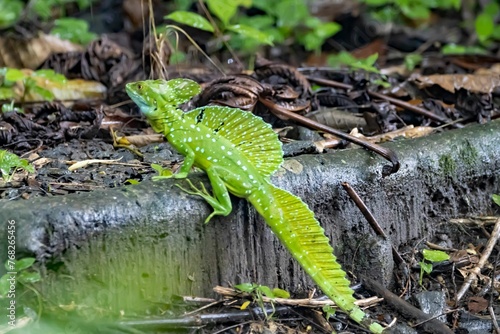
342,182,405,265
213,286,382,308
362,276,454,334
455,218,500,304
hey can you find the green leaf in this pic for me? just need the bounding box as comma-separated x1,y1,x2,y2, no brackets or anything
322,304,336,320
491,26,500,40
5,68,27,82
483,2,500,16
404,54,422,71
0,0,23,29
34,69,67,84
206,0,249,26
364,0,391,5
475,13,495,43
371,7,398,22
419,260,433,285
18,159,34,173
0,88,15,100
32,0,53,20
125,179,140,185
30,85,55,101
50,18,97,45
328,51,380,73
258,285,274,298
235,283,255,293
18,271,41,284
492,194,500,207
272,288,290,298
227,24,274,45
420,261,433,274
441,43,487,55
422,249,450,263
151,163,173,177
314,22,341,40
274,0,309,27
15,258,35,271
0,149,35,182
170,50,186,65
165,11,214,32
401,4,430,20
0,274,11,296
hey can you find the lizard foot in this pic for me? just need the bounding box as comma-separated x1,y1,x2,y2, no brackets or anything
176,179,229,224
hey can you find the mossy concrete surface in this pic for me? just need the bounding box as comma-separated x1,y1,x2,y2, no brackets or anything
0,120,499,316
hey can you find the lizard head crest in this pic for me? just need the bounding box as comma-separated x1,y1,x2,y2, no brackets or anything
126,79,202,132
126,79,201,114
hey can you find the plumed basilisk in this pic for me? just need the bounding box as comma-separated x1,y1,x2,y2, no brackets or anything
126,78,385,333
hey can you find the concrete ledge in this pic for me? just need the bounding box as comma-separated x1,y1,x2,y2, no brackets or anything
0,120,499,312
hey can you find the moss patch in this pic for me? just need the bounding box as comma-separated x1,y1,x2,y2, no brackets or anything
458,140,479,168
439,154,456,177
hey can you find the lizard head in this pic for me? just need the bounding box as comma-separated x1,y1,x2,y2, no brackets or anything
126,79,202,133
126,79,201,114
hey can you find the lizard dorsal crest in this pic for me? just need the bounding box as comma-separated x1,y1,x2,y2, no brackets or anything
186,106,284,177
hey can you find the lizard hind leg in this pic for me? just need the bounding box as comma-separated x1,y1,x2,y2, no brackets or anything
176,167,232,224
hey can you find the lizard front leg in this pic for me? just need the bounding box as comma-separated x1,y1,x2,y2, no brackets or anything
177,166,232,224
153,134,195,180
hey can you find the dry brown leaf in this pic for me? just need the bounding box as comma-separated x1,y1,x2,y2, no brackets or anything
116,134,164,147
467,296,488,314
349,125,435,143
0,33,83,69
474,63,500,75
410,73,500,94
9,70,107,102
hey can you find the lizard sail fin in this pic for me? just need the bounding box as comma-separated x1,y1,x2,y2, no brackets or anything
186,106,283,177
263,185,384,333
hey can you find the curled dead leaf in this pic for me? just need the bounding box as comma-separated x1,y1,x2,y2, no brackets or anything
411,73,500,94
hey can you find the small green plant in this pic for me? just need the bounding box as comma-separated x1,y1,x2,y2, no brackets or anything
0,150,35,182
419,249,450,286
0,0,23,29
322,304,336,321
0,0,95,29
50,18,97,45
1,100,24,114
0,258,41,297
0,68,67,103
165,0,341,54
404,53,422,71
360,0,460,22
441,43,487,55
475,2,500,45
328,51,380,74
0,258,43,321
151,163,173,177
235,283,290,318
493,194,500,207
327,52,390,87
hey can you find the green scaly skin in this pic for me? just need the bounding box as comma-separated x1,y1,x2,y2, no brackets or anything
126,79,385,333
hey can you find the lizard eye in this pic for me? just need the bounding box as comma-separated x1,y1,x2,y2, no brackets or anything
137,84,142,90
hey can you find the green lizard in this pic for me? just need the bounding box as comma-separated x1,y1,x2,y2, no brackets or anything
126,78,385,333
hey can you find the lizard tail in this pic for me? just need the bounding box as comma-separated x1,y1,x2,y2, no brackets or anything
266,185,385,333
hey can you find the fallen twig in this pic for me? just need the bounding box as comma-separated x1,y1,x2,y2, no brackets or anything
455,218,500,304
449,216,499,227
66,158,146,171
362,276,454,334
119,305,293,330
306,76,458,126
259,97,400,176
342,182,404,265
213,286,382,309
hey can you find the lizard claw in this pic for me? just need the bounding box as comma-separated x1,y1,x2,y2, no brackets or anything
176,179,212,198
